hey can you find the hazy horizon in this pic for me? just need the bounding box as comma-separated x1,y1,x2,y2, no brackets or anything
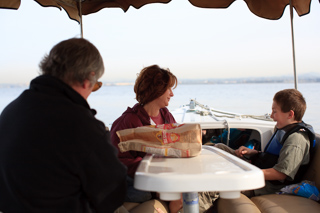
1,72,320,87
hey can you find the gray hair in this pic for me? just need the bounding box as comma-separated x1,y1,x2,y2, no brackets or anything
39,38,104,86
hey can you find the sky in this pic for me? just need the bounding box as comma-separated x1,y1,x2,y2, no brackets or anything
1,0,320,84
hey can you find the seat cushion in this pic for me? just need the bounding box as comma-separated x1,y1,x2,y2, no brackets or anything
129,199,169,213
217,194,261,213
303,133,320,190
123,202,140,211
252,194,320,213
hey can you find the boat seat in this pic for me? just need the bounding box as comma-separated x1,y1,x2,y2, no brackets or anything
122,199,169,213
216,133,320,213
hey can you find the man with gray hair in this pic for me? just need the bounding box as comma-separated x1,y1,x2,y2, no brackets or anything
0,38,127,212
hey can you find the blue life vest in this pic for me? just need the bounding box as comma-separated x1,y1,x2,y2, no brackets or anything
251,122,316,184
264,122,315,156
264,129,286,156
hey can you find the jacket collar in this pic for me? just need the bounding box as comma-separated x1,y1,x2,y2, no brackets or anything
30,75,96,115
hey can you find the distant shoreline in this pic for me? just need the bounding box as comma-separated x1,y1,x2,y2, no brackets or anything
177,78,320,85
1,77,320,88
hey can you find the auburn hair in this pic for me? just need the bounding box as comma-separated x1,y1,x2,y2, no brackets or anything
134,65,177,105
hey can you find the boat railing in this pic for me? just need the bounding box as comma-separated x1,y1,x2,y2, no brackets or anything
189,99,273,122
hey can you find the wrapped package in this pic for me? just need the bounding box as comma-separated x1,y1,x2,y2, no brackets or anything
117,123,202,158
277,180,320,201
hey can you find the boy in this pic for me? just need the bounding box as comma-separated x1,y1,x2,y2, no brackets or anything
216,89,315,196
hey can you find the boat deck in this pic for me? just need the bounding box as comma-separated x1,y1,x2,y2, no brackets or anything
171,99,276,150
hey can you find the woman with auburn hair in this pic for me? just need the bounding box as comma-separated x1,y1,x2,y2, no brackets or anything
111,64,181,212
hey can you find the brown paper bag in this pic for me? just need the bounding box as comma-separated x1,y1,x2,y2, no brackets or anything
117,123,202,158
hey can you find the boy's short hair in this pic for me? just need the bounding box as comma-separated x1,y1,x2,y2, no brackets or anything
273,89,306,121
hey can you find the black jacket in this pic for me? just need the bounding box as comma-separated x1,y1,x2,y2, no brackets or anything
0,75,127,213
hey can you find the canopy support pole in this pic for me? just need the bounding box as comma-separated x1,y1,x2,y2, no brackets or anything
289,0,298,89
78,0,83,38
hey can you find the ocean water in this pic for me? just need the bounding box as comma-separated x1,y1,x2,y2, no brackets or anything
1,83,320,133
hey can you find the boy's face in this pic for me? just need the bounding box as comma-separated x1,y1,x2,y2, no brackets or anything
270,101,293,129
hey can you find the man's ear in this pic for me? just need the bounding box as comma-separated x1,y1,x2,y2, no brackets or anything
85,72,96,89
82,79,92,90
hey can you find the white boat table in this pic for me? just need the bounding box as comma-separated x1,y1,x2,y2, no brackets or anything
134,145,265,213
